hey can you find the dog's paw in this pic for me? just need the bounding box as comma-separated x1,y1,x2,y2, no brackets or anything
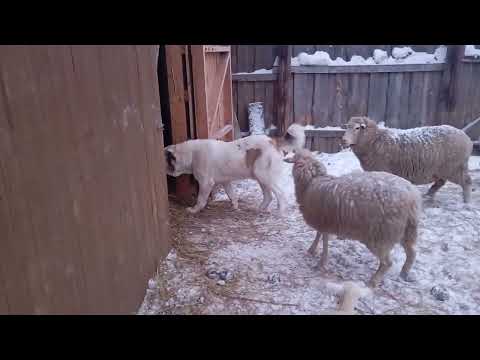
186,207,198,214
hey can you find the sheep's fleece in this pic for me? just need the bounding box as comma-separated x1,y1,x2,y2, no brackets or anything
342,116,473,202
164,124,306,214
290,149,422,287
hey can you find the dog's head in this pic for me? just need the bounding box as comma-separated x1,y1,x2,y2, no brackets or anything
281,123,306,153
164,144,193,177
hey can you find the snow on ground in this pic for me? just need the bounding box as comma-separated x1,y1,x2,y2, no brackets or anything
139,151,480,315
465,45,480,58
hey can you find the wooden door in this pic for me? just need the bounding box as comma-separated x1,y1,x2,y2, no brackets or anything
164,45,234,203
191,45,234,141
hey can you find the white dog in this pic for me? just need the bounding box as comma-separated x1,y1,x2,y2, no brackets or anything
164,124,306,214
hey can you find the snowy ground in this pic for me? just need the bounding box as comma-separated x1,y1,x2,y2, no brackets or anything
139,151,480,315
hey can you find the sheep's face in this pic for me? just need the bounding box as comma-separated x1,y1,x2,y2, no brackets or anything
342,117,377,148
164,145,192,177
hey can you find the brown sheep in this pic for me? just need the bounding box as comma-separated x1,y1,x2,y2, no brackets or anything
287,149,422,287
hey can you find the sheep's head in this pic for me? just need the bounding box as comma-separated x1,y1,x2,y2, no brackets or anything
341,116,378,148
286,149,328,185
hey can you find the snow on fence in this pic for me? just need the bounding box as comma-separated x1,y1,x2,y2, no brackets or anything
232,45,480,152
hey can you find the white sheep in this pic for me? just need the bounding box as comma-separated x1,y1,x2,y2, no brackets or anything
287,149,422,288
342,116,473,203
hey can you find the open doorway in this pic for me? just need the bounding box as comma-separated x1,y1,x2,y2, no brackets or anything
157,45,198,203
157,45,235,203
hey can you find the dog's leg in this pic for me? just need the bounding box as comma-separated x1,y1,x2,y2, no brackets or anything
187,179,214,214
258,181,273,210
222,182,238,210
270,183,287,215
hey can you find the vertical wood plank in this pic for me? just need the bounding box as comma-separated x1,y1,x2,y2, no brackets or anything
367,73,389,123
407,72,425,128
399,72,412,129
293,73,314,125
264,81,275,129
331,73,349,126
385,72,404,128
312,74,330,127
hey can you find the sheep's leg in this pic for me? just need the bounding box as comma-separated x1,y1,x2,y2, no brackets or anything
222,182,239,210
400,220,418,282
186,179,215,214
368,253,392,288
462,171,472,204
400,245,417,282
425,178,446,199
308,232,321,255
257,182,273,210
319,233,330,268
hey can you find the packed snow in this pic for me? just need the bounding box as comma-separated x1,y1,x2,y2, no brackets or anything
465,45,480,59
234,68,273,75
269,46,448,69
289,46,447,67
139,149,480,315
248,102,265,135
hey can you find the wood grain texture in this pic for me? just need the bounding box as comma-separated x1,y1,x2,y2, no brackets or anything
0,45,170,314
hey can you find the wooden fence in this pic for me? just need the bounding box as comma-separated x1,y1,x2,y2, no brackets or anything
232,45,480,152
0,46,170,314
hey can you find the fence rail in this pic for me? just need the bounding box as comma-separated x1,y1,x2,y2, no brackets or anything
232,45,480,153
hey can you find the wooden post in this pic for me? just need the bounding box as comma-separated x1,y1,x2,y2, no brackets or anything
438,45,465,125
275,45,293,135
165,45,198,205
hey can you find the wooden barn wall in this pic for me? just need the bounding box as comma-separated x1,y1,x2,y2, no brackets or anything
232,45,480,152
0,45,170,314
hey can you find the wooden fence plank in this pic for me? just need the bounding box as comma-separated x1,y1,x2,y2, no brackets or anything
254,45,276,70
461,63,475,127
237,81,255,132
264,82,275,129
312,74,330,127
232,73,277,81
367,73,389,123
346,73,369,119
293,73,314,125
385,72,404,128
331,74,349,126
291,63,445,74
470,64,480,123
399,72,412,129
424,71,441,127
408,72,425,128
0,47,36,313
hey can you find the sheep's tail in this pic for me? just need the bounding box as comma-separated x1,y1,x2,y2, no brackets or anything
401,191,421,251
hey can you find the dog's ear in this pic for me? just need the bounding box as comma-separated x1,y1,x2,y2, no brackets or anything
164,147,176,172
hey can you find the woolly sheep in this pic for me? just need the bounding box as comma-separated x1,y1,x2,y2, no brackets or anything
342,116,473,203
287,149,422,287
